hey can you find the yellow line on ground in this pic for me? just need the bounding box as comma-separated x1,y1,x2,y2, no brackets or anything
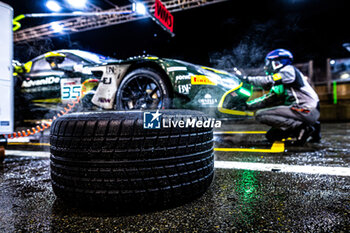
9,139,285,153
8,142,51,146
214,141,285,153
214,131,267,134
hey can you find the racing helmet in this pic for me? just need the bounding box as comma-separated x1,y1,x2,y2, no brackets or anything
264,49,293,75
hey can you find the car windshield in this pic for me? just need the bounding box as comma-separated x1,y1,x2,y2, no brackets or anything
60,50,119,64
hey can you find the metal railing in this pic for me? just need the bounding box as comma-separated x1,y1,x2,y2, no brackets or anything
14,0,228,43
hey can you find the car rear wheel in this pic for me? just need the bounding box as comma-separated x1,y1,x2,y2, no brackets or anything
50,110,214,210
115,68,171,110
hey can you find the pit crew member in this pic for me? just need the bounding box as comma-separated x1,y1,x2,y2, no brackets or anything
239,49,321,145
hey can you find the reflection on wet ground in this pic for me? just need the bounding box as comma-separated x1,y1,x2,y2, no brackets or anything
215,122,350,167
0,123,349,232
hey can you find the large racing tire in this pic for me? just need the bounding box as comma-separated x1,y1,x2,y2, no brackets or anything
115,68,171,110
50,110,214,210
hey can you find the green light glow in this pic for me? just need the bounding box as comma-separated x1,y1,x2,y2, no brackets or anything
333,81,337,104
239,87,252,97
234,170,258,224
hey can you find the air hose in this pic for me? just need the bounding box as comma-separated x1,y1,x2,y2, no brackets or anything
3,96,80,139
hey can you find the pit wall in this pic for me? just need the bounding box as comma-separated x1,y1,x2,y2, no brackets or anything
315,83,350,122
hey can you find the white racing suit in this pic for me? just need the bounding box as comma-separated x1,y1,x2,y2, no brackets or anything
246,65,320,132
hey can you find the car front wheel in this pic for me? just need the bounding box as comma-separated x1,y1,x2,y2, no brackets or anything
115,68,171,110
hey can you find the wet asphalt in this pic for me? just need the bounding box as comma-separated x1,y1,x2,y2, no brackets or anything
0,122,349,232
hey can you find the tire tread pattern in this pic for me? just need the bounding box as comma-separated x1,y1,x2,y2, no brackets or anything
50,110,214,209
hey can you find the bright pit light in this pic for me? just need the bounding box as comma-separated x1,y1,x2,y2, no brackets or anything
233,67,242,76
51,22,64,33
46,1,62,12
340,73,350,79
66,0,87,8
330,60,335,65
133,2,147,15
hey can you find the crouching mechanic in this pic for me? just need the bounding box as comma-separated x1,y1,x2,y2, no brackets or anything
239,49,321,145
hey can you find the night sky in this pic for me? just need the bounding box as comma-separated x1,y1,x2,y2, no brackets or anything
3,0,350,69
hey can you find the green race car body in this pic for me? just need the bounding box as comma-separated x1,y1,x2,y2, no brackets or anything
14,49,253,123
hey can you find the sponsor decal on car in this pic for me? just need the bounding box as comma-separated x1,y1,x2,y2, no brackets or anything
102,77,112,84
230,92,238,97
167,66,188,72
143,110,221,129
106,66,116,74
191,75,217,85
175,75,191,82
178,84,191,94
60,78,82,102
198,94,217,105
22,86,61,93
98,97,112,103
22,76,60,88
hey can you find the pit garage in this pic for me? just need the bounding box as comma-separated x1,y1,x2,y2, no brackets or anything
1,0,350,232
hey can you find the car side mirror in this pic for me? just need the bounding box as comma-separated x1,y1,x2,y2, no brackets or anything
45,52,66,70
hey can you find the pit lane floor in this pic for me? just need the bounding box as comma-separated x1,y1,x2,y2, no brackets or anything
0,123,349,232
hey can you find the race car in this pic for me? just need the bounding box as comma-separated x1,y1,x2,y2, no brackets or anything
13,49,253,124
